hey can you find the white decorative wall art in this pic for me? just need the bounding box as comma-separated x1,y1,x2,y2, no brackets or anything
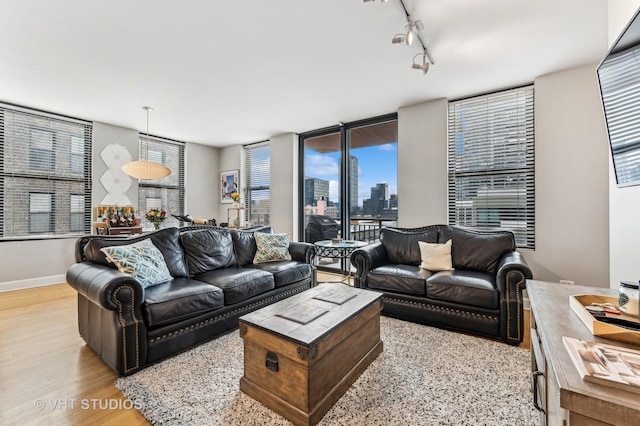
100,143,133,206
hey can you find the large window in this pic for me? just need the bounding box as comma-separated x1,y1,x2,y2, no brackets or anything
0,104,92,240
137,136,184,228
244,142,270,226
448,87,535,249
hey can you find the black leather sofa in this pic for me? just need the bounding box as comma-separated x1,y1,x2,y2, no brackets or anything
350,225,532,345
66,226,316,376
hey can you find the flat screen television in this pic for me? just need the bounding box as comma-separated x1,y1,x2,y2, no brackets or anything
597,7,640,187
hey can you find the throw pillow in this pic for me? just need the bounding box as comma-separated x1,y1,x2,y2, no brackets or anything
418,239,453,272
100,239,172,288
253,232,292,264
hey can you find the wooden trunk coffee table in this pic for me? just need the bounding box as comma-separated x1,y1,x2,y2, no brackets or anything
239,284,383,426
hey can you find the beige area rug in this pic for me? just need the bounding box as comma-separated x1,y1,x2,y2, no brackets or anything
116,316,537,425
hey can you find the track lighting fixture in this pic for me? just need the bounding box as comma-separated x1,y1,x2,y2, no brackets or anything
365,0,435,75
412,51,430,74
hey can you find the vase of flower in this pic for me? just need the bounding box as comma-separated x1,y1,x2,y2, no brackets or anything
146,208,166,231
231,192,241,208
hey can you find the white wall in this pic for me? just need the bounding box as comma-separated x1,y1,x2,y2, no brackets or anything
524,64,609,287
608,0,640,289
0,239,76,291
269,133,298,237
185,142,219,220
397,99,448,228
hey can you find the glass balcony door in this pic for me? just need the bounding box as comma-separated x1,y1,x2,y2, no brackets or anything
299,114,398,275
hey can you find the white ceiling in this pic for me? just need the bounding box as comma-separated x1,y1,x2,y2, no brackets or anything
1,0,608,147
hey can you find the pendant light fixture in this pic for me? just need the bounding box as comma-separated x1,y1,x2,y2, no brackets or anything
121,106,171,180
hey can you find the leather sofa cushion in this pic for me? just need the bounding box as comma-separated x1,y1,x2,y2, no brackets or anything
380,227,439,266
195,268,275,305
367,264,431,296
181,228,237,275
148,228,189,278
231,227,273,266
439,226,515,274
248,261,312,288
143,278,225,327
83,228,189,278
426,270,498,309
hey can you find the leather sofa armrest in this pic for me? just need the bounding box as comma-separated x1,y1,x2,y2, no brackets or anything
496,251,533,344
66,262,145,311
67,262,147,376
289,241,315,264
350,242,389,288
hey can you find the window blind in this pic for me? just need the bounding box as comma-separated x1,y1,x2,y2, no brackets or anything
598,46,640,186
0,104,92,240
138,136,185,228
244,142,270,226
447,86,535,249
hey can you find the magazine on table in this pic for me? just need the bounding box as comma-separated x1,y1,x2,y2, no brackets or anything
562,336,640,393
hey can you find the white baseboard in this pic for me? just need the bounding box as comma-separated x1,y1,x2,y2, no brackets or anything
0,274,66,293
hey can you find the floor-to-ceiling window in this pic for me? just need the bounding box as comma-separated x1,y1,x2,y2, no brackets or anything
299,114,398,274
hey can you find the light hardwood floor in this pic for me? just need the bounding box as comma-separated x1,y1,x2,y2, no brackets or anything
0,274,529,425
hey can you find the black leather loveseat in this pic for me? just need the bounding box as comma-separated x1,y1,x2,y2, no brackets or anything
66,226,316,376
350,225,532,345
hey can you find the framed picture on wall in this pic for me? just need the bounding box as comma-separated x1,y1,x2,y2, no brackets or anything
220,169,239,203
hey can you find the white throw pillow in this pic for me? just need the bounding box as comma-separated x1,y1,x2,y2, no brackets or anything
418,240,453,272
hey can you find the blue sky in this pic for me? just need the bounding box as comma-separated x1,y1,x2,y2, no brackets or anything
305,142,398,206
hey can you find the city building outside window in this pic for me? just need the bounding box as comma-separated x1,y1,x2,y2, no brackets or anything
29,192,53,234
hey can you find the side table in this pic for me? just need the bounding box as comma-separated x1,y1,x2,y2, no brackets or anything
528,280,640,425
314,240,368,285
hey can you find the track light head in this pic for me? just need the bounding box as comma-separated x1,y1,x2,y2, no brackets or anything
392,33,406,44
412,52,430,74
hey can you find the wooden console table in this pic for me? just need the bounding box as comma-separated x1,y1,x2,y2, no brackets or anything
528,280,640,425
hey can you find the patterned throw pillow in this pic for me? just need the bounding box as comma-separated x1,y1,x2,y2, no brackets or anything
253,232,292,264
100,239,172,288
